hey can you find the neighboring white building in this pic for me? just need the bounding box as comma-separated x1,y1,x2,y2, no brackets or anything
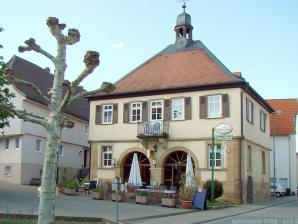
0,56,90,185
267,98,298,195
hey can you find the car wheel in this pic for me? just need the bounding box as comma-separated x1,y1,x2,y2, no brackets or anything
276,192,281,197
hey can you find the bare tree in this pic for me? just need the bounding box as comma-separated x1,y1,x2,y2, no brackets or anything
1,17,114,224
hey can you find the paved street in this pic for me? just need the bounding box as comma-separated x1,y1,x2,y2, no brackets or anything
1,181,298,223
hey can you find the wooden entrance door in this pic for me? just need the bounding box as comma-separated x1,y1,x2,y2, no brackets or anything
247,176,253,203
123,152,150,185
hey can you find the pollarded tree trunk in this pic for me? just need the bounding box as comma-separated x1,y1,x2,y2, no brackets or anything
2,17,115,224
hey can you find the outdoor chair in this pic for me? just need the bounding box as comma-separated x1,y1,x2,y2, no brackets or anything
169,185,177,192
75,178,89,194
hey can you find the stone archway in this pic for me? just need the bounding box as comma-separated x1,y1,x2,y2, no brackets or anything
163,150,195,188
122,151,150,185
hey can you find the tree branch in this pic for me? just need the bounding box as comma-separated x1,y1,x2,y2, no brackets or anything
58,51,101,112
18,38,55,63
3,68,50,104
0,103,48,128
69,82,115,104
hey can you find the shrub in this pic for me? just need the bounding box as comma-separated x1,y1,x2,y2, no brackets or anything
137,191,148,196
179,186,195,201
92,185,103,193
203,180,223,200
65,179,77,189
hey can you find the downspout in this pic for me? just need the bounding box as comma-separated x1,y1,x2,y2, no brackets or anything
240,91,244,203
288,136,291,193
88,143,92,179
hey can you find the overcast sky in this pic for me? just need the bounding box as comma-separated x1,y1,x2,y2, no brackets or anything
0,0,297,100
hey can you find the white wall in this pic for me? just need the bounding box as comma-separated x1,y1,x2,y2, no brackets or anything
270,135,297,193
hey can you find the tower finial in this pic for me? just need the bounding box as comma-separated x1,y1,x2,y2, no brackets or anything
182,0,186,13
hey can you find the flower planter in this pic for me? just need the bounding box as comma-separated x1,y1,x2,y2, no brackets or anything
125,192,136,200
136,195,148,204
161,197,176,207
63,188,76,195
112,193,124,202
91,191,103,200
181,200,192,209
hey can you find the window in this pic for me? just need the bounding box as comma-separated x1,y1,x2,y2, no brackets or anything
262,151,266,174
15,137,20,150
171,98,184,120
59,145,64,157
4,166,11,177
260,111,267,132
130,102,142,122
4,138,9,151
208,144,222,169
150,100,163,121
102,105,113,124
102,146,112,168
35,139,42,153
246,98,254,123
207,95,222,118
248,145,252,171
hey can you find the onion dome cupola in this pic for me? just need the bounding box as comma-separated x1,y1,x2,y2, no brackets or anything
175,3,194,49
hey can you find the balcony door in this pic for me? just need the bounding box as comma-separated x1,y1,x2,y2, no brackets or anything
150,100,163,121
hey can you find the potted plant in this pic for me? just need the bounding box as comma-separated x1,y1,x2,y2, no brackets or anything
136,190,149,204
63,179,77,195
161,192,176,207
91,185,104,200
179,186,195,208
112,190,124,202
178,173,198,209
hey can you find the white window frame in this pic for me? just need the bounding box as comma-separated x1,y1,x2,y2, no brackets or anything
150,100,163,121
130,102,142,123
102,104,113,124
59,145,65,157
4,165,12,177
15,137,20,150
207,95,222,118
102,146,112,168
208,144,222,169
35,139,42,153
171,98,185,120
260,111,266,132
246,98,254,123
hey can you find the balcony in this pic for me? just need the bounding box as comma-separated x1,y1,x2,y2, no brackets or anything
137,121,169,138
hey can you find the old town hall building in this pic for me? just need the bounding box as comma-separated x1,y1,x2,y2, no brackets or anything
87,6,274,203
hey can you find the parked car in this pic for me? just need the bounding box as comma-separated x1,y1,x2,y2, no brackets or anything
270,184,286,197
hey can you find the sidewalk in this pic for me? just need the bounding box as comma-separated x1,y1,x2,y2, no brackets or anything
120,196,298,224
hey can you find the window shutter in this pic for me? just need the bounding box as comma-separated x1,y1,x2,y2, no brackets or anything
113,104,118,124
251,102,254,124
142,101,148,122
222,94,230,118
95,105,102,125
199,96,207,119
123,103,129,123
246,98,249,122
164,99,170,121
185,97,191,120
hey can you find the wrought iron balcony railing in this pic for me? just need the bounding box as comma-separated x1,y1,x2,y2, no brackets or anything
137,121,169,138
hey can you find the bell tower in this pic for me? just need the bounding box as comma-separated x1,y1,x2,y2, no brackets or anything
175,2,193,49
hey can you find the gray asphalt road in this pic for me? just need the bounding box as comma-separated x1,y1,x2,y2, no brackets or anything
205,199,298,224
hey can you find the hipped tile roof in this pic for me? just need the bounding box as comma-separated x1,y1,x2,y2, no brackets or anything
8,56,89,121
91,40,244,96
267,99,298,135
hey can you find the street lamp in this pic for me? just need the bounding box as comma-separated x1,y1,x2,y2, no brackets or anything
272,110,282,199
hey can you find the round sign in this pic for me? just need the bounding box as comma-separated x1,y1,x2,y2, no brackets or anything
215,123,233,135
